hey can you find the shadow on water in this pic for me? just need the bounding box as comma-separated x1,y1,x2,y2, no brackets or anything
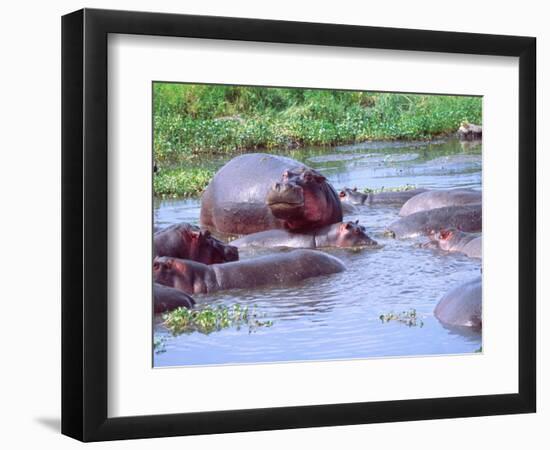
154,137,482,367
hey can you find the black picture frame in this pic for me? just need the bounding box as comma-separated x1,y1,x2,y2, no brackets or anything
62,8,536,442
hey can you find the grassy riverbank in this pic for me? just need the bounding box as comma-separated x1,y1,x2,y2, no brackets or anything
153,83,482,197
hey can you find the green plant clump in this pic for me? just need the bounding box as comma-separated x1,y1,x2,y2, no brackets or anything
363,184,417,194
163,304,274,335
379,308,424,327
153,167,214,198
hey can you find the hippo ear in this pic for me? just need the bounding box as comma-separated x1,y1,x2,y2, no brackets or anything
344,222,353,230
180,227,195,239
189,230,201,240
310,170,326,183
352,187,358,192
355,220,359,224
440,229,453,240
339,190,346,198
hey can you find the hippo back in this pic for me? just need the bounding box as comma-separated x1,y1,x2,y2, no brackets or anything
434,277,481,328
399,189,481,216
200,154,305,234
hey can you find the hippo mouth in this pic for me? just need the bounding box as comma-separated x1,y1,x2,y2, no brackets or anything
267,200,305,219
266,200,304,208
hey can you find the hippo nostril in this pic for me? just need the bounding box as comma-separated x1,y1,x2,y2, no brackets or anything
274,183,281,191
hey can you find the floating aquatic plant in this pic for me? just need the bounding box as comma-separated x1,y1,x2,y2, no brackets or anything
163,304,274,336
379,308,424,328
363,184,417,194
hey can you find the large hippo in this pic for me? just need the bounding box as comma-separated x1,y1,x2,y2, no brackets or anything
399,188,481,216
153,282,195,313
200,153,342,235
339,187,427,206
153,249,346,295
154,223,238,264
231,220,378,249
434,276,482,329
387,204,482,239
429,228,482,259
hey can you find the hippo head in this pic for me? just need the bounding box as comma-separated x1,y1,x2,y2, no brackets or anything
338,187,367,205
266,167,343,230
333,220,378,248
430,228,456,251
153,256,209,295
184,228,239,264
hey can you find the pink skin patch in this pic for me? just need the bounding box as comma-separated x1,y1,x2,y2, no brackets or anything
439,229,454,241
303,188,328,222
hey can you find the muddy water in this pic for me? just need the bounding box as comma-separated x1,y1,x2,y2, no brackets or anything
153,138,482,367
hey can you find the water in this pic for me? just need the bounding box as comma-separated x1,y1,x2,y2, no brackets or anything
154,138,482,367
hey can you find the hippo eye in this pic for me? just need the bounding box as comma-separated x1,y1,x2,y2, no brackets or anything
153,262,160,270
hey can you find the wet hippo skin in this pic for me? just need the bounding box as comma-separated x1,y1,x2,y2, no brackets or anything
153,282,195,313
434,276,481,329
387,204,482,239
154,222,238,264
200,153,342,235
430,228,481,259
399,188,481,216
339,187,427,206
153,249,346,295
231,221,378,249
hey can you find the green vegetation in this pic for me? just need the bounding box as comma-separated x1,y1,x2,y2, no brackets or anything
154,167,215,198
163,304,274,335
379,309,424,327
153,83,482,196
363,184,417,194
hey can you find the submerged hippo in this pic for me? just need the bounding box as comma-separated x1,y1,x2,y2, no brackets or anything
154,223,238,264
339,187,427,206
153,282,195,313
399,189,481,216
200,154,342,235
231,220,378,249
387,204,482,239
434,276,481,329
430,228,482,259
153,249,346,294
457,123,482,141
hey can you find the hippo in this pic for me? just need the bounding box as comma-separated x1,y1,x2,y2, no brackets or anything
457,123,482,141
434,276,481,329
231,220,378,249
200,153,342,235
153,282,195,313
399,189,481,216
339,187,428,206
154,223,238,264
429,228,482,259
153,249,346,295
387,204,482,239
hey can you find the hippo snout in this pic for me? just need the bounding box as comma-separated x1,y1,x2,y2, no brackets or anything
224,244,239,262
267,181,304,205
